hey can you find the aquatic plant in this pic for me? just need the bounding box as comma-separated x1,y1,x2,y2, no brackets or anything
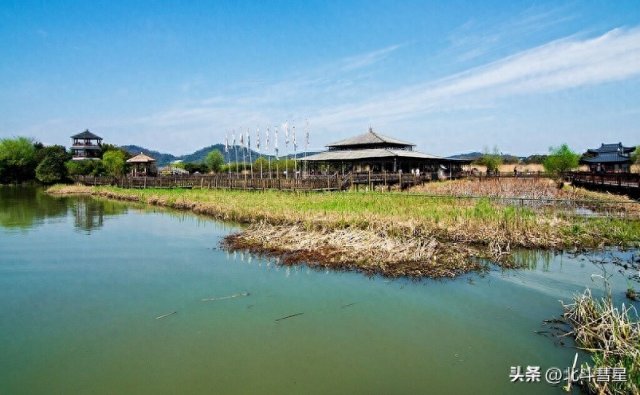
562,289,639,394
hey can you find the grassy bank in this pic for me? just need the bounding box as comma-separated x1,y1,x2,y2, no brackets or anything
47,184,640,277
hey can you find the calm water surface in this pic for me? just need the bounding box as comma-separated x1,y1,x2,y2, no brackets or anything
0,187,638,394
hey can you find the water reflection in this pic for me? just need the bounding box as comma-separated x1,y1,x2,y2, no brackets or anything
0,186,69,230
0,186,127,233
71,197,127,233
513,250,554,271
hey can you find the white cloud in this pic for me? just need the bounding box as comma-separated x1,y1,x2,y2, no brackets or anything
340,44,404,71
311,27,640,129
34,26,640,155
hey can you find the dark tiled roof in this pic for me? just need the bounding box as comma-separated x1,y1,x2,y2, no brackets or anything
581,152,632,164
71,130,102,140
327,129,414,148
587,142,634,154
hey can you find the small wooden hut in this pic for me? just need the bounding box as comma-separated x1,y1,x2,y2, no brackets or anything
126,152,157,176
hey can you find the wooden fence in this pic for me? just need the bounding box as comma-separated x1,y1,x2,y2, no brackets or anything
72,171,436,191
567,172,640,198
567,172,640,188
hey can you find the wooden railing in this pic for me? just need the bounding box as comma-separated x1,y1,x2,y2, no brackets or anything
567,172,640,188
71,171,450,191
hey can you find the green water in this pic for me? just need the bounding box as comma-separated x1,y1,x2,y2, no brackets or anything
1,187,638,394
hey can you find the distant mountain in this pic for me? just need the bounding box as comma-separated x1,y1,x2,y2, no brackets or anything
121,145,178,167
449,152,528,164
121,143,315,167
448,152,483,161
177,144,222,164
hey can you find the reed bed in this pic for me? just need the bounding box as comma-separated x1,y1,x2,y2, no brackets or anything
563,289,640,394
410,178,640,217
224,222,486,277
48,184,640,278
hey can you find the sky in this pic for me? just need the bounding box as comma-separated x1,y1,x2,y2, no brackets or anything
1,0,639,157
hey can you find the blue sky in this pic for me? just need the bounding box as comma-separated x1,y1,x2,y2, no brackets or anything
1,0,639,156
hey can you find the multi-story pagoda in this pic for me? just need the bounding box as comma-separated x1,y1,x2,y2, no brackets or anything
71,130,103,160
581,142,635,173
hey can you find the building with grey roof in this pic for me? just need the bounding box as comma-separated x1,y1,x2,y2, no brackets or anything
581,142,635,173
305,128,470,176
71,129,103,160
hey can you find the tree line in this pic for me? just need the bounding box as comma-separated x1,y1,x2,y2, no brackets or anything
0,137,234,183
2,136,638,184
473,144,639,176
0,137,132,184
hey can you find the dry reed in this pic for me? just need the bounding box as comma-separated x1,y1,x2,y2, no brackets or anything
563,289,640,394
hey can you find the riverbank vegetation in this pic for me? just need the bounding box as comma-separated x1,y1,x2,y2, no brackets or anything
0,136,134,184
48,183,640,278
409,178,640,217
563,289,639,394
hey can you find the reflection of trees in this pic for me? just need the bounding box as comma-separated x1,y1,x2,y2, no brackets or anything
71,197,127,232
0,186,69,229
0,186,128,232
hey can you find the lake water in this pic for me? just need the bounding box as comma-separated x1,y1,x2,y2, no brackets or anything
1,186,638,394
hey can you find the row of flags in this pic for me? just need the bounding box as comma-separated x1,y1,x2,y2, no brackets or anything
223,120,310,158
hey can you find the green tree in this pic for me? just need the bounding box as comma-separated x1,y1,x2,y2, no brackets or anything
543,144,580,176
66,159,105,176
0,137,38,183
102,150,127,177
253,157,269,171
632,146,639,164
35,145,71,183
477,146,503,174
183,162,209,174
100,143,131,160
205,149,225,173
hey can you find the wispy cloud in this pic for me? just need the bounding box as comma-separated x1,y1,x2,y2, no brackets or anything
340,44,404,71
104,26,640,154
312,27,640,128
447,5,576,62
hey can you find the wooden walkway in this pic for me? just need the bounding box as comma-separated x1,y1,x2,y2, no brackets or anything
567,172,640,198
72,172,442,191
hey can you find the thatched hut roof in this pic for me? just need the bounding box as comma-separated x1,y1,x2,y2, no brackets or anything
126,152,156,163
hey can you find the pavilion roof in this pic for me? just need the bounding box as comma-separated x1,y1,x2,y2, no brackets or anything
587,143,634,154
581,152,632,164
305,148,469,162
126,152,156,163
71,130,102,140
326,128,414,148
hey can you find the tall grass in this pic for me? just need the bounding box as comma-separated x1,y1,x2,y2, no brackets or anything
48,185,640,250
563,289,639,394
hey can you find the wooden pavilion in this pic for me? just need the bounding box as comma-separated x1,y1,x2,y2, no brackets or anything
305,128,470,178
70,130,103,160
126,152,157,176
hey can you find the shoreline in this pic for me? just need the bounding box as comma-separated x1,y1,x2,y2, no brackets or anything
47,184,640,279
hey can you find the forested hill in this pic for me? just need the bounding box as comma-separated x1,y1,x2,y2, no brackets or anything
121,144,266,167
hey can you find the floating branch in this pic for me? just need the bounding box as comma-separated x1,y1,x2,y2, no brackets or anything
275,312,304,322
155,311,177,320
201,292,250,302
